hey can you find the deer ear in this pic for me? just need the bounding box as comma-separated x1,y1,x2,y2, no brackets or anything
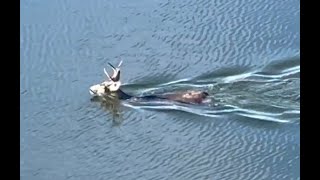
112,71,120,81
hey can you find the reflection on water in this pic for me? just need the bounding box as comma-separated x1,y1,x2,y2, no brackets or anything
90,95,124,126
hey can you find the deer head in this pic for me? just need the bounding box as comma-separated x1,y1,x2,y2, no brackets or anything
89,60,122,96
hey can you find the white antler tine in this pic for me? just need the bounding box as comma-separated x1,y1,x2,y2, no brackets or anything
108,62,117,73
118,60,123,68
104,68,112,80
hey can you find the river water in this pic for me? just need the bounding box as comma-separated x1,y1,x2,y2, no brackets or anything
21,0,300,179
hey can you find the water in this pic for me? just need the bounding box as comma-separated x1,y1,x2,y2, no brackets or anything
21,0,300,179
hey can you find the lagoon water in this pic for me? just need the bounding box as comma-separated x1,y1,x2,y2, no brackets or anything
21,0,300,179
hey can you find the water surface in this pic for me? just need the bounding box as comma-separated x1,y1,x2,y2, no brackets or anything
21,0,300,179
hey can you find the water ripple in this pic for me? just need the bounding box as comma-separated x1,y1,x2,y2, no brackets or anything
121,57,299,123
21,0,299,179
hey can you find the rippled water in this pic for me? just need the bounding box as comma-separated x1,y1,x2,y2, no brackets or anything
21,0,300,179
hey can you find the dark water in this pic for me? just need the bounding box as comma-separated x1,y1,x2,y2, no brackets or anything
21,0,300,179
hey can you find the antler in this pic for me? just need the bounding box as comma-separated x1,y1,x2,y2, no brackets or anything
104,60,123,81
118,59,123,67
104,68,112,80
108,60,122,72
108,62,116,73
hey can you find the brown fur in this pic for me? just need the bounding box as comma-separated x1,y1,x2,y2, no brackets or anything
160,90,209,104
